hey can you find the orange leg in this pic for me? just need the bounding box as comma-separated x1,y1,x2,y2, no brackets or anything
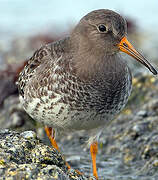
44,126,71,169
45,126,83,175
45,126,60,151
90,141,98,179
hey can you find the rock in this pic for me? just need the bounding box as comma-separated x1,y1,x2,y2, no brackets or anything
99,96,158,178
0,129,94,180
136,110,148,117
0,68,18,107
0,95,35,131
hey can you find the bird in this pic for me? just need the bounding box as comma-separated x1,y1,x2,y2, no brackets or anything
17,9,157,179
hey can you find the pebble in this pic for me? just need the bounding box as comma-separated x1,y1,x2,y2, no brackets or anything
20,131,37,139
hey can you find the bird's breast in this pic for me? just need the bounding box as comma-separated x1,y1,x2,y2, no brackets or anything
81,65,132,115
19,54,132,131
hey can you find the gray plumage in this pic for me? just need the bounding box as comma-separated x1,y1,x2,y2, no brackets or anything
18,9,133,145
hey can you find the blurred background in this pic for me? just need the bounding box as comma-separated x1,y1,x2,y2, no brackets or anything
1,1,158,179
0,0,158,65
1,0,158,37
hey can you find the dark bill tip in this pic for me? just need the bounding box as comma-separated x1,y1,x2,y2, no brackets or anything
118,37,158,75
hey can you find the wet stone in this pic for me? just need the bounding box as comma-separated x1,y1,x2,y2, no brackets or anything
0,129,92,180
20,131,37,139
136,110,148,117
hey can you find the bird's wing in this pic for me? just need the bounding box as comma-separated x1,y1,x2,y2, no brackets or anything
17,38,73,99
17,44,52,97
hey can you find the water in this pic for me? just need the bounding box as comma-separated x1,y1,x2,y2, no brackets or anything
0,0,158,39
1,0,158,64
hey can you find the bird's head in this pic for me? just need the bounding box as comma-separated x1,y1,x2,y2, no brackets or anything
72,9,157,75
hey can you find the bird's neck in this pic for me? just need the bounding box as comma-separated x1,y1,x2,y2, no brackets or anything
68,34,129,82
71,48,123,81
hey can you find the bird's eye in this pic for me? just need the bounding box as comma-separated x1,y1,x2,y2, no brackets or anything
98,24,107,33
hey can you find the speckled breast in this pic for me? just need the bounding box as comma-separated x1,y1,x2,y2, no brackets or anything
19,60,132,131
